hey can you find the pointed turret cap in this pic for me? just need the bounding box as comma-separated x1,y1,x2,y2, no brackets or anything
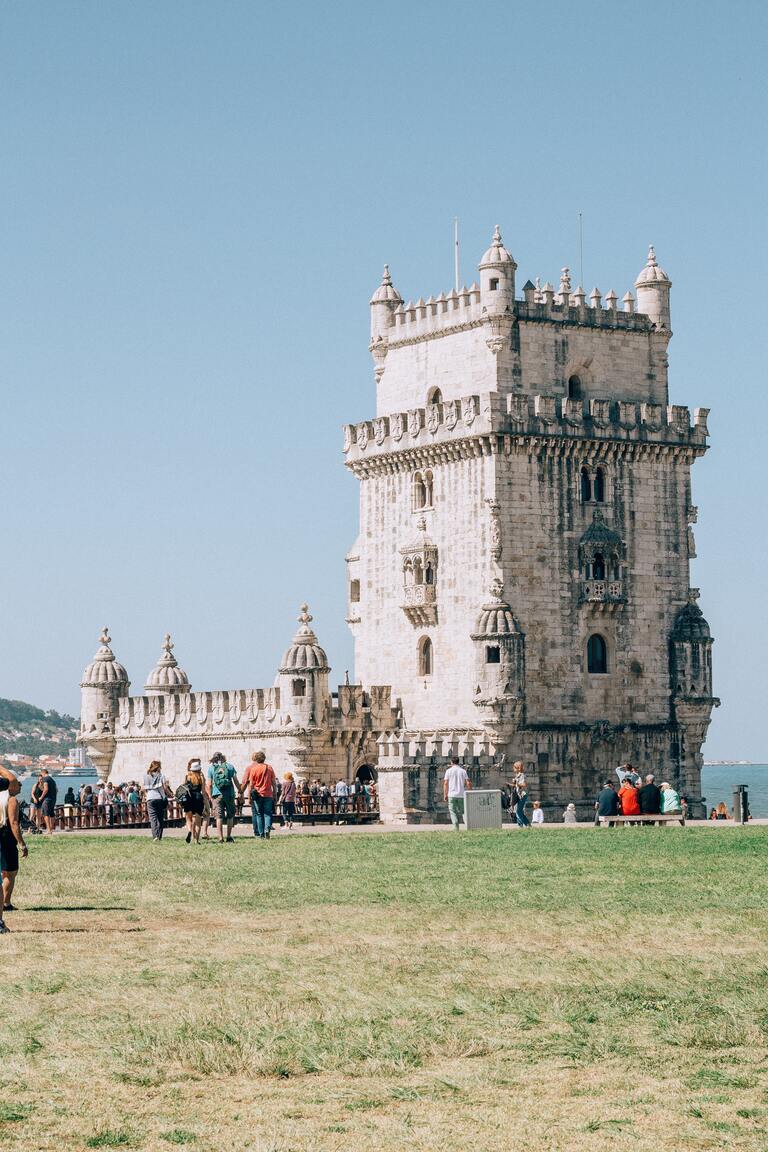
280,604,330,673
635,245,671,287
479,225,517,269
81,627,129,687
144,633,191,693
370,264,403,305
672,590,711,641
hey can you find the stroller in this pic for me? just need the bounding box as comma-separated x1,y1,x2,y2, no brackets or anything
18,800,44,835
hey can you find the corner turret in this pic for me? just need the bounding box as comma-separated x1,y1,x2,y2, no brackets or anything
144,634,191,695
78,627,130,780
369,265,402,383
478,225,516,317
471,579,525,730
635,245,671,330
276,604,330,727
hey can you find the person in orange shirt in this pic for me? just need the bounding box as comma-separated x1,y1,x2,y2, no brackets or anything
242,751,277,840
618,776,641,819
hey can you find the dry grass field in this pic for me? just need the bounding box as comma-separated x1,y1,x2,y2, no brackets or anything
2,827,768,1151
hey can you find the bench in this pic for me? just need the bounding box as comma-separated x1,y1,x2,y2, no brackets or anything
600,812,686,827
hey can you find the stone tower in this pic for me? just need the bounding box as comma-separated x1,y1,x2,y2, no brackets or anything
344,229,718,819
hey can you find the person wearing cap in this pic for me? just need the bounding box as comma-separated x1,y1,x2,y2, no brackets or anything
595,780,619,824
563,803,578,824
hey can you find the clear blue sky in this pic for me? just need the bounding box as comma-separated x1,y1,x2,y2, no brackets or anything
1,1,765,759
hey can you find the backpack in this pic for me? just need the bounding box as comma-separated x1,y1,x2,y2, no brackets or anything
175,783,191,803
213,763,233,792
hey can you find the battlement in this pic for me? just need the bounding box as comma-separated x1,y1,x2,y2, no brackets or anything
115,683,396,739
379,283,656,349
343,392,709,467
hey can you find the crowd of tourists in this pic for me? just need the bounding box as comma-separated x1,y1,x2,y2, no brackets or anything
595,767,683,821
44,753,377,844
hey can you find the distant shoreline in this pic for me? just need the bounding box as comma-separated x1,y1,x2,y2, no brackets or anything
703,761,762,767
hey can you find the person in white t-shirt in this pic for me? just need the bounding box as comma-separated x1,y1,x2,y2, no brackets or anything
443,755,471,831
531,801,544,825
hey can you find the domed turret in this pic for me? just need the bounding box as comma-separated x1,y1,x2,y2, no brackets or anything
144,634,191,694
478,225,516,316
370,264,402,343
671,591,714,701
280,605,330,673
79,628,130,771
276,605,330,726
635,245,671,330
471,580,525,716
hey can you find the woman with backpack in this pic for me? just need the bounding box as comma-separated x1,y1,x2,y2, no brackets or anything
143,760,173,841
179,758,207,844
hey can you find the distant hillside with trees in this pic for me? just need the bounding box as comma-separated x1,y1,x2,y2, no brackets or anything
0,698,79,758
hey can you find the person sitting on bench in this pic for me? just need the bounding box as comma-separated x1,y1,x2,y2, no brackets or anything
637,774,662,816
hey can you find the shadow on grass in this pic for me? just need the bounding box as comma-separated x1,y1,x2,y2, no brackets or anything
22,904,135,912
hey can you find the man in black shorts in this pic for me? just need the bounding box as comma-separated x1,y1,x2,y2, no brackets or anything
37,769,58,835
0,771,28,931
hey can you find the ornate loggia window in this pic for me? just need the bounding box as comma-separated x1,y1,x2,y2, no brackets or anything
579,511,626,608
400,518,438,626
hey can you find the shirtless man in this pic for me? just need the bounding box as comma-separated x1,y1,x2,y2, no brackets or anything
0,769,28,931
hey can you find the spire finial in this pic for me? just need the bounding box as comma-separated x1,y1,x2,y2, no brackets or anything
647,244,657,267
100,626,111,647
489,576,505,601
382,264,391,284
560,267,571,293
163,633,174,655
298,603,313,625
493,224,502,243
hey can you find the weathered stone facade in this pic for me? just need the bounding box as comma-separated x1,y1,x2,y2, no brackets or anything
79,230,718,819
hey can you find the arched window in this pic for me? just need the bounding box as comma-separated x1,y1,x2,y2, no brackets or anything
418,636,433,677
412,472,426,510
587,634,608,675
611,553,621,581
580,467,592,503
568,374,582,400
424,470,434,507
413,558,423,585
594,468,605,503
592,553,606,581
424,562,434,585
427,388,443,405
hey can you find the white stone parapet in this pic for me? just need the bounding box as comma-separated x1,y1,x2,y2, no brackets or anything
343,392,710,467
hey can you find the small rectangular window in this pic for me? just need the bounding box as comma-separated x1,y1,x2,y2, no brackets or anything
292,679,306,697
349,579,360,603
489,278,499,291
486,645,501,664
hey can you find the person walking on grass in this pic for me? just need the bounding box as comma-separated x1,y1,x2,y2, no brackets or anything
443,755,471,831
143,760,173,841
241,751,277,839
180,758,207,844
207,753,242,843
0,772,27,928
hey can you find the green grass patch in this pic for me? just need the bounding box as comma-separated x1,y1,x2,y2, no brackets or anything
3,828,768,1151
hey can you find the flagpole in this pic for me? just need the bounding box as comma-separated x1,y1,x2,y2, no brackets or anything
454,217,460,292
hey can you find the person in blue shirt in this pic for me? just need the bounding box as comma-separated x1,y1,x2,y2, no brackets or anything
206,753,242,843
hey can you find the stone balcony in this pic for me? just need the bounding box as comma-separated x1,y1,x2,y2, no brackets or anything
580,580,626,611
401,583,438,627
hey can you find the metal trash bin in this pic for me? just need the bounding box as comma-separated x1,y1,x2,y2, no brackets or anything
464,789,503,830
733,784,749,825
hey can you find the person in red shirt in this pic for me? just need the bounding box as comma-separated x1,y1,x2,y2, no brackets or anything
242,751,277,839
618,777,641,819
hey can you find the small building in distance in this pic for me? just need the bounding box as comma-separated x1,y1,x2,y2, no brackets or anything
79,230,718,819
